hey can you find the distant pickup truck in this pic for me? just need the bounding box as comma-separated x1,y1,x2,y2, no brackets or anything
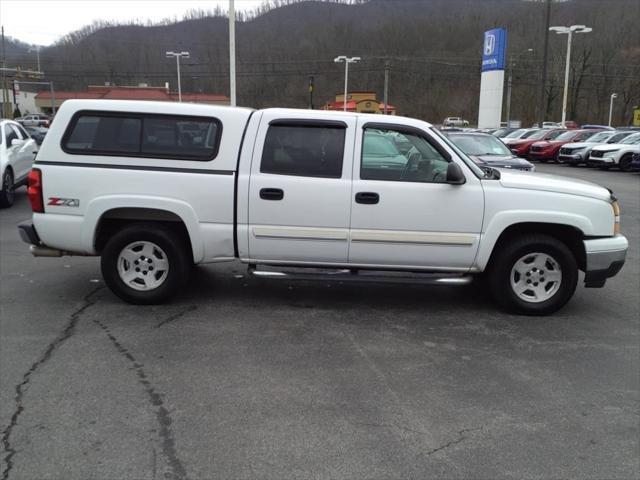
443,117,469,127
17,114,50,128
18,100,628,315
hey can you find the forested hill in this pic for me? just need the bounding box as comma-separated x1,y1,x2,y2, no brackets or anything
5,0,639,125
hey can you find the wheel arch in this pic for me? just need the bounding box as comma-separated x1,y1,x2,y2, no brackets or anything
479,221,587,272
84,197,203,263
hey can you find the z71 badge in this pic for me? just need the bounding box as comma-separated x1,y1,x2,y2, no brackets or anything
47,197,80,207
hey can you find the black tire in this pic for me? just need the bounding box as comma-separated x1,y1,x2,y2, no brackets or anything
0,169,15,208
487,234,578,315
619,154,633,172
101,223,190,304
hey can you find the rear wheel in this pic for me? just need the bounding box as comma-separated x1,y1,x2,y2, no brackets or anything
101,223,190,304
488,234,578,315
0,169,15,208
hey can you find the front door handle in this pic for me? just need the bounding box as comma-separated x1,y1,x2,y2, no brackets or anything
355,192,379,204
260,188,284,201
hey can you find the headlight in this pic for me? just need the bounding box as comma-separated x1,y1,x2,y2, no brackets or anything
612,200,621,234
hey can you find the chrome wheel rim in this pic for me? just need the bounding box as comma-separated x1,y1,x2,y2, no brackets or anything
510,252,562,303
117,241,169,291
3,172,14,203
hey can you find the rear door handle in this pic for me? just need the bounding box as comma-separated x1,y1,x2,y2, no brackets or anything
260,188,284,201
355,192,379,204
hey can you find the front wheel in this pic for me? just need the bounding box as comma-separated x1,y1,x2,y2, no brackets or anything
101,223,190,304
488,234,578,315
0,169,15,208
619,154,633,172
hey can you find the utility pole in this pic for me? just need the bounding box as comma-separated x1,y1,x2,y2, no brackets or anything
308,75,314,109
383,60,390,115
1,26,9,118
229,0,236,107
506,49,533,126
537,0,551,126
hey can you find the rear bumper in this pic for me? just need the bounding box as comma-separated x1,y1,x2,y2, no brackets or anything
583,235,628,287
18,222,41,245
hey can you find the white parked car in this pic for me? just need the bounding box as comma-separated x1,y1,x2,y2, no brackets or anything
443,117,469,127
1,119,38,208
18,100,628,315
588,133,640,171
558,131,633,166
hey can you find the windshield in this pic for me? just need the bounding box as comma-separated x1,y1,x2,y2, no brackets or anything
588,132,613,143
504,129,526,139
620,133,640,144
520,130,541,139
449,134,511,156
608,132,631,143
555,131,580,141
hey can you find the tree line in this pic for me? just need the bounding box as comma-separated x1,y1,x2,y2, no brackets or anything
4,0,639,126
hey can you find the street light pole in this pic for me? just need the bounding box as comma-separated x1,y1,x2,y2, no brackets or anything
165,51,190,102
334,56,361,111
29,46,41,73
608,93,617,127
549,25,592,128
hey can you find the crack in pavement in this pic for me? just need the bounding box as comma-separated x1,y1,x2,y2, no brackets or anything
425,427,484,456
1,286,103,480
155,305,197,329
92,318,188,480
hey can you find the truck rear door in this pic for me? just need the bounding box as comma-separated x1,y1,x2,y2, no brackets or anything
247,112,356,264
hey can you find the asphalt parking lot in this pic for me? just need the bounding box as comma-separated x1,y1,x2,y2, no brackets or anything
1,164,638,480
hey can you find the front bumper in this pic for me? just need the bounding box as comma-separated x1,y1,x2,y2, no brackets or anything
583,235,628,287
587,156,617,166
558,153,586,164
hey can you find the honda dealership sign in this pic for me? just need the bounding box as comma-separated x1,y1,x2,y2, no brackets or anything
482,28,507,72
478,28,508,128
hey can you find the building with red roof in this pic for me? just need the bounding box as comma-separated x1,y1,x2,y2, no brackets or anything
323,91,395,115
35,84,229,114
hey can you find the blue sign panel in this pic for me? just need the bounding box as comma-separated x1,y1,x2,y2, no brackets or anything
481,28,507,72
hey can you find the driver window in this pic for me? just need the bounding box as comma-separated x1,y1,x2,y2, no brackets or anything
361,127,449,183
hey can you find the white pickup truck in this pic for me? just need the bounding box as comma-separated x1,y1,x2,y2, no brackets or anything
19,100,628,315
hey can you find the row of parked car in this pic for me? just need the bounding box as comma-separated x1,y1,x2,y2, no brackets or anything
442,125,640,173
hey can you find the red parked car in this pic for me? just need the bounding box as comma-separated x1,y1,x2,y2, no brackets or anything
529,129,601,162
505,128,566,157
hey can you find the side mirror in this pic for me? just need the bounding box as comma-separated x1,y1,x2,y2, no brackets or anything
446,162,466,185
10,138,24,147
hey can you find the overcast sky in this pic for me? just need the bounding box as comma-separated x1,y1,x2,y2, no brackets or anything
0,0,266,46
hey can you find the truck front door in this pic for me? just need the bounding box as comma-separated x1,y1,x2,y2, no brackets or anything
247,113,356,264
348,121,484,270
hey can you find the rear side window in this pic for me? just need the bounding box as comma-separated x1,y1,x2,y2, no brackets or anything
63,112,221,161
260,123,345,178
